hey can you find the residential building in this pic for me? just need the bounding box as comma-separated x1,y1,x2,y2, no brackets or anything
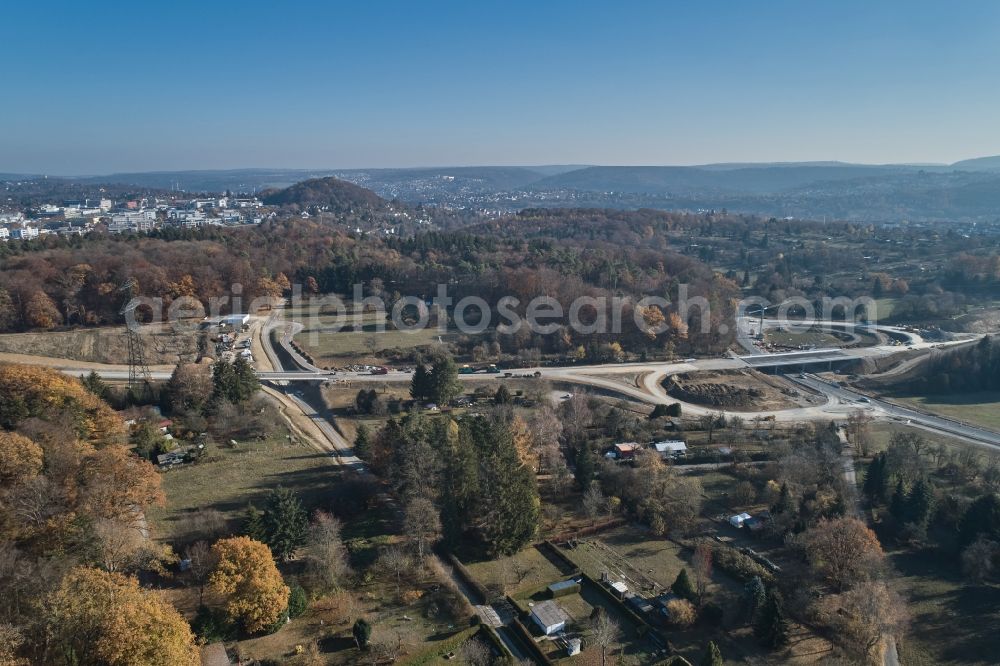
11,226,39,240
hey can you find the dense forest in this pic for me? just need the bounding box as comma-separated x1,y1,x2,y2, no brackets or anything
0,209,739,357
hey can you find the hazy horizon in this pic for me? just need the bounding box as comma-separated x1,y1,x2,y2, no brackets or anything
4,0,1000,173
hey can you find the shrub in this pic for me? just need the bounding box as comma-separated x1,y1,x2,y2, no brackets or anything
288,583,308,618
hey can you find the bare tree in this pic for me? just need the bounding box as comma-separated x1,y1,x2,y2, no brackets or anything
818,581,907,662
591,609,620,666
404,496,441,559
93,518,149,574
459,637,494,666
582,485,606,522
304,511,350,593
692,541,713,606
378,546,413,594
846,410,874,457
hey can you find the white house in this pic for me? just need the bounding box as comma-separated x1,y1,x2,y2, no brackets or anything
0,228,8,241
653,440,687,459
729,512,752,528
530,600,569,636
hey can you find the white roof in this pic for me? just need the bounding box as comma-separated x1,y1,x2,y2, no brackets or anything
531,600,569,627
611,581,629,594
653,440,687,452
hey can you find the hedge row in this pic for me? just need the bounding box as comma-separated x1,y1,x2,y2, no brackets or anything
703,540,775,585
445,552,489,604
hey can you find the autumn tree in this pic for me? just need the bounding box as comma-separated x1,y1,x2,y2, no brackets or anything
165,363,213,414
23,290,61,329
0,432,43,485
582,485,606,521
46,567,199,666
818,581,907,662
799,517,884,591
80,444,164,524
0,364,125,443
209,537,290,633
666,598,697,627
961,537,997,582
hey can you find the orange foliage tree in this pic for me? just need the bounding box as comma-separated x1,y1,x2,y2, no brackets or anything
46,567,199,666
209,536,290,633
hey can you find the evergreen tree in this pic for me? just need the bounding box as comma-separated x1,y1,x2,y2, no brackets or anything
410,364,431,402
575,443,596,489
959,493,1000,546
742,575,767,624
863,452,887,503
700,641,723,666
353,618,372,649
772,482,795,515
470,414,539,556
889,478,907,523
248,486,308,561
81,370,109,400
671,568,696,601
212,356,259,404
754,590,789,649
440,421,478,549
354,423,372,462
493,383,512,405
231,354,260,401
904,477,935,529
429,356,461,405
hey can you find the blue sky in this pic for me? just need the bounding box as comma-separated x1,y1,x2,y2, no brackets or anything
3,1,1000,173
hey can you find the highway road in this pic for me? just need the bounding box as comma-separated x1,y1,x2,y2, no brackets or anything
790,374,1000,450
49,311,997,448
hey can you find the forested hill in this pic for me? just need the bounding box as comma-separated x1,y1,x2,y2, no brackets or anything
261,176,390,213
898,336,1000,394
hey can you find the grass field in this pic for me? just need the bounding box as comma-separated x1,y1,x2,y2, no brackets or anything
872,297,899,322
0,323,197,366
464,546,570,597
889,546,1000,666
868,421,972,453
147,434,339,544
294,317,452,364
892,392,1000,431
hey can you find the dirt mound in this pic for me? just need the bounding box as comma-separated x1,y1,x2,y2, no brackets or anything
664,369,817,411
